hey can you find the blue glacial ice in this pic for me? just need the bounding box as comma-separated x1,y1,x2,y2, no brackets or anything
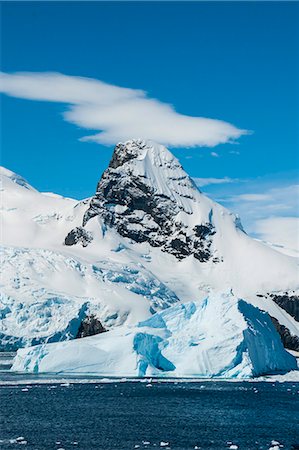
12,292,297,378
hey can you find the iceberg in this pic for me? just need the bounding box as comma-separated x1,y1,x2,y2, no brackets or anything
12,293,297,378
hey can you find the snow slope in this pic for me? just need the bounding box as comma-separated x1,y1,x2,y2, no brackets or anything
12,292,297,378
1,166,87,249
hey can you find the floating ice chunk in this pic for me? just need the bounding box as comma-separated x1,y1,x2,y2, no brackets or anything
268,441,282,450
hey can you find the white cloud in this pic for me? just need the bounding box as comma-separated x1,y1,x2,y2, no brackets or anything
253,217,299,255
233,193,271,202
226,184,299,219
210,151,219,157
193,177,238,187
202,178,299,255
0,71,248,148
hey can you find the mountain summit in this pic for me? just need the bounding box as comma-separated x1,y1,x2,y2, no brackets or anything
66,139,242,263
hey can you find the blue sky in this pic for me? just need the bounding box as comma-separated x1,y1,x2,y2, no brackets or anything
1,1,299,251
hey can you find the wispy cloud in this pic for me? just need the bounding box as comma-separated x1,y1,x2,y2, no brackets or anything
201,176,299,255
231,193,271,202
231,184,299,255
193,177,239,187
253,217,299,256
225,184,299,219
0,71,248,148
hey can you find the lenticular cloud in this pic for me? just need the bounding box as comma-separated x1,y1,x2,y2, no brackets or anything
0,71,247,148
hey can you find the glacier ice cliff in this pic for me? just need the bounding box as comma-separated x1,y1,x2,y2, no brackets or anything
12,293,297,378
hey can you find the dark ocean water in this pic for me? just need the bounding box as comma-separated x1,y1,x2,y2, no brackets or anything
0,378,298,450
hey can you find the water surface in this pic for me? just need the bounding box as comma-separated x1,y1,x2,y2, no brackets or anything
0,377,298,449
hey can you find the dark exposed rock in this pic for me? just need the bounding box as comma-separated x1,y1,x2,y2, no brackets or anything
256,292,299,350
76,315,107,338
270,316,299,351
64,139,218,262
257,292,299,323
194,224,215,239
65,227,93,247
192,223,215,262
269,293,299,322
109,140,147,169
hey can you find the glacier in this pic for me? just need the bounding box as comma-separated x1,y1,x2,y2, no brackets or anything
12,293,297,378
0,245,178,350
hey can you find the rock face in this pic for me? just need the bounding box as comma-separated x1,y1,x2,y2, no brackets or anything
65,226,93,247
270,293,299,322
258,292,299,350
270,316,299,351
70,139,221,262
76,315,107,338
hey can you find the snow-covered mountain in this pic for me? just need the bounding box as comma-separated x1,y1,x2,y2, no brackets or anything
1,139,299,377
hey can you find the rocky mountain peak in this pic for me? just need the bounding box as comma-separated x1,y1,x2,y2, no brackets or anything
65,140,224,262
104,139,197,198
109,139,148,169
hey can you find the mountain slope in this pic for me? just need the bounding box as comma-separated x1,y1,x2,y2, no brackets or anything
65,140,299,335
67,140,299,295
